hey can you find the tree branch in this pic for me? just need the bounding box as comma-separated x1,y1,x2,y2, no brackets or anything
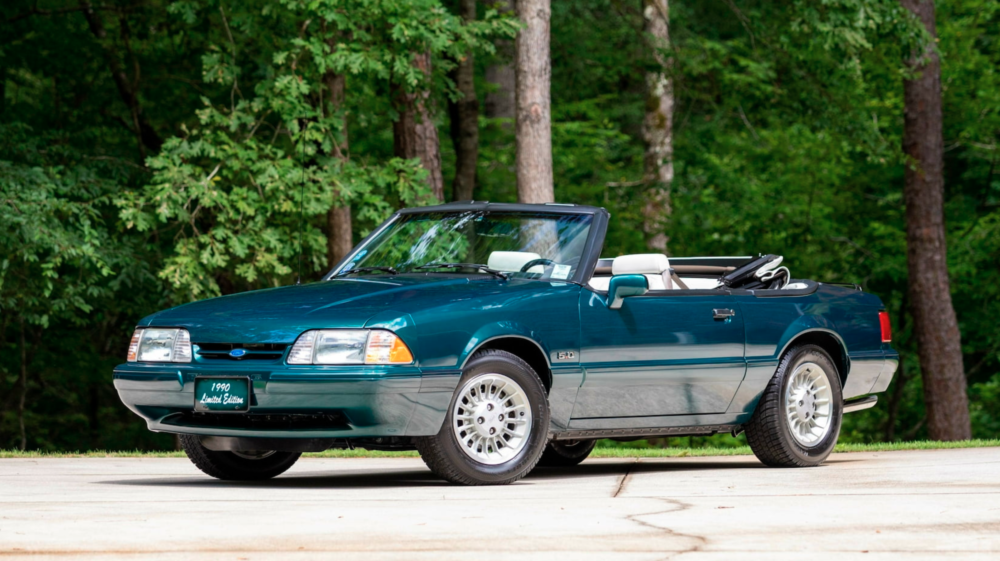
5,4,121,24
79,1,162,160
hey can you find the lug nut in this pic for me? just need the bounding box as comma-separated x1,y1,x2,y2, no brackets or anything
498,414,504,421
477,417,485,424
489,428,496,435
487,404,493,411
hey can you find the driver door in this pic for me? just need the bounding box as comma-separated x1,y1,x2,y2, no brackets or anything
571,289,747,419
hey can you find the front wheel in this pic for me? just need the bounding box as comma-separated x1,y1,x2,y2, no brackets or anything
745,344,843,467
179,434,301,480
415,349,550,485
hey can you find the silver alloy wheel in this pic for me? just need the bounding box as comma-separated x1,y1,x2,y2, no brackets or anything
785,362,834,446
231,450,277,460
452,373,533,465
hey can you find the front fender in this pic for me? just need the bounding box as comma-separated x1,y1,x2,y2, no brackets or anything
364,310,421,361
460,323,552,369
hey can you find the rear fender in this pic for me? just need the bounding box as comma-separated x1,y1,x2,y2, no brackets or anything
775,324,849,379
727,315,848,415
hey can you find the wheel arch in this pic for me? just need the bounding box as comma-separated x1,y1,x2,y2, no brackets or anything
778,328,850,387
463,335,552,393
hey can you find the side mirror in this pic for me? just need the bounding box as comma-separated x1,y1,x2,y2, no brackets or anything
608,274,648,310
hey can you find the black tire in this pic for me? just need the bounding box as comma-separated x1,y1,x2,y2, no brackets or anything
745,344,844,467
179,434,301,480
415,349,550,485
537,439,597,467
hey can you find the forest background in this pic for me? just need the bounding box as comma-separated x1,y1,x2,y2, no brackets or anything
2,0,998,451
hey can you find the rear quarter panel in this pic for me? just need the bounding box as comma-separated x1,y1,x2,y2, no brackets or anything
728,284,889,413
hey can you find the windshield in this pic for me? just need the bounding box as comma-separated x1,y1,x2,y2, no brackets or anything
334,211,594,281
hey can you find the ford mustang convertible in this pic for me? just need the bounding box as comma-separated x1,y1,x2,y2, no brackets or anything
114,202,898,485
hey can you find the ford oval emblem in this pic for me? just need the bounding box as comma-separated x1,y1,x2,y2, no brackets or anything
229,348,247,358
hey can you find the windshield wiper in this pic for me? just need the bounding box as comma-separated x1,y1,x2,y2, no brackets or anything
415,263,509,280
334,266,398,277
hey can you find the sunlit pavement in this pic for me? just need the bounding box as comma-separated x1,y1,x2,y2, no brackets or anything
1,447,998,560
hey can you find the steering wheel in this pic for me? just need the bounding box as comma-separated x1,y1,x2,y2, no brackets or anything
520,258,555,272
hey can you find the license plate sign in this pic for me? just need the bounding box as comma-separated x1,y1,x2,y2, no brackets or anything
194,377,250,412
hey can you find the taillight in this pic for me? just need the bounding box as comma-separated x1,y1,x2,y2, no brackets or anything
879,311,892,343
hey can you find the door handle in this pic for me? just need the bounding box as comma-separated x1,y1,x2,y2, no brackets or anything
713,308,735,320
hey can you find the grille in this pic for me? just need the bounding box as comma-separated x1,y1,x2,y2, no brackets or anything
196,342,288,361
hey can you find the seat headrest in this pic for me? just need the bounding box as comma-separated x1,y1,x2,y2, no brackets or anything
612,254,670,276
487,251,542,273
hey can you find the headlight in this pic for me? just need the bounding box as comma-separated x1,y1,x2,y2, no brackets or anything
127,328,192,363
287,329,413,365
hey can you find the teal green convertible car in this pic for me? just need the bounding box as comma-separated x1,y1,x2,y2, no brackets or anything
115,202,898,485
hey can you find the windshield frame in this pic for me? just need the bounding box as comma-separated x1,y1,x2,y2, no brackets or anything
323,204,609,285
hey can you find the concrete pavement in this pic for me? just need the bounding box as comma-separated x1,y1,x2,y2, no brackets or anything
1,447,998,560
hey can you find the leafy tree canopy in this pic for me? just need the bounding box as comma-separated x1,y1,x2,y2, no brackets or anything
1,0,997,450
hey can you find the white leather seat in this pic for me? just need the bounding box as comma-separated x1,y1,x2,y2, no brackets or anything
588,276,611,291
487,251,544,274
611,254,671,290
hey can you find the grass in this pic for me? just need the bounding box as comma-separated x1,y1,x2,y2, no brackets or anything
1,439,997,459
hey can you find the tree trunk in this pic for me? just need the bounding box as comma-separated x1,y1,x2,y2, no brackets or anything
485,0,516,120
393,52,444,202
515,0,554,203
449,0,479,202
899,0,971,441
79,2,162,159
884,296,909,441
641,0,673,252
18,318,27,451
324,70,353,268
327,206,352,267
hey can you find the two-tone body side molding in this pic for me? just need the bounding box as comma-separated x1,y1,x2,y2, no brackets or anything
844,395,878,414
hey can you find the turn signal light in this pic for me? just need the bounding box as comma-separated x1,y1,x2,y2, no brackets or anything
879,311,892,343
127,329,142,362
366,331,414,364
287,329,414,365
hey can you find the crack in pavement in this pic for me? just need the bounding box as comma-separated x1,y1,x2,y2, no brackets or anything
611,462,708,560
624,498,708,560
613,459,637,498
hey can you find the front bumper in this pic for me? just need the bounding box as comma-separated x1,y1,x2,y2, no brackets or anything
113,363,461,438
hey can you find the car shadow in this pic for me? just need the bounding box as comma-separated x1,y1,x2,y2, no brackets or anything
92,457,821,490
96,467,448,489
531,456,858,478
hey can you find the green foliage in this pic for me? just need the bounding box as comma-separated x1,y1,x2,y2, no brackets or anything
278,0,517,92
1,0,998,450
3,438,997,458
118,105,429,299
474,0,999,443
116,0,515,300
0,123,167,450
1,151,111,326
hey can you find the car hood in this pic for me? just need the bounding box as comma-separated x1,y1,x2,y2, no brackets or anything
141,276,505,344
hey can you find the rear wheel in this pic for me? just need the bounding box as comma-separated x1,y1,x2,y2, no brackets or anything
415,349,550,485
179,434,301,480
745,344,843,467
538,439,597,467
